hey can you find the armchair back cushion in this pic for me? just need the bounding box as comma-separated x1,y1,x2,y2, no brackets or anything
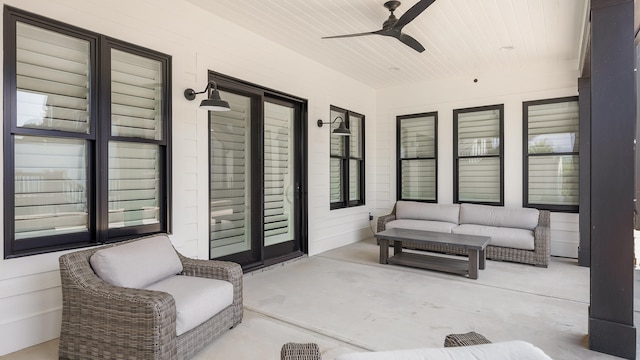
90,234,183,288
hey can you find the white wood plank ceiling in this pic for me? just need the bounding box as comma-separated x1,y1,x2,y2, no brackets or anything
187,0,589,89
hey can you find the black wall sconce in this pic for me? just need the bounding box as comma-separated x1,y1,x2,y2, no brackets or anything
317,116,350,136
184,81,230,111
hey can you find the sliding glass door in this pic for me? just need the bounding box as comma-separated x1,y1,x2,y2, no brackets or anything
208,76,306,270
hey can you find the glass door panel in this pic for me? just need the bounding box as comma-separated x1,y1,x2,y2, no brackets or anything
264,101,294,247
209,91,252,258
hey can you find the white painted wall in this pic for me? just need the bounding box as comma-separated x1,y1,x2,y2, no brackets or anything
0,0,376,355
374,61,580,259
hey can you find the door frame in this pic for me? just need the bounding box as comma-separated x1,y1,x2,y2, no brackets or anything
207,71,308,271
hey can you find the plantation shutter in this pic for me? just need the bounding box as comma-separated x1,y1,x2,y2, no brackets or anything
330,109,345,204
108,142,160,227
348,116,362,202
110,50,162,140
16,22,90,133
457,109,501,203
210,92,251,256
399,115,436,201
527,100,579,206
108,50,163,228
13,22,91,240
264,102,294,246
14,136,88,239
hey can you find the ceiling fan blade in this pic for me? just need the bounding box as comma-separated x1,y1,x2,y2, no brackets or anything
397,33,425,53
322,31,377,39
393,0,436,30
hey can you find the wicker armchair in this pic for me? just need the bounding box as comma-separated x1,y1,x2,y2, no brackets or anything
377,204,551,267
58,238,243,360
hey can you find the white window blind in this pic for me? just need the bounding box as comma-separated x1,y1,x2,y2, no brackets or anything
330,158,342,203
527,100,579,206
349,159,360,201
457,110,500,156
16,22,90,133
528,155,579,205
457,108,501,203
458,157,501,202
527,101,579,153
14,136,88,239
400,116,435,158
349,116,362,202
330,109,346,204
111,49,162,140
108,142,159,227
13,21,91,240
399,115,436,201
210,92,251,257
108,49,163,229
401,159,436,200
264,102,293,246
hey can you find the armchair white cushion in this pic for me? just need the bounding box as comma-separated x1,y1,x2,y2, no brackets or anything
335,341,552,360
145,275,233,335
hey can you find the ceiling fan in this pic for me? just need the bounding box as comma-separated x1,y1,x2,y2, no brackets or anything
321,0,435,53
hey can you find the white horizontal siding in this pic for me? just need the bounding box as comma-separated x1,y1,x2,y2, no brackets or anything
550,212,579,258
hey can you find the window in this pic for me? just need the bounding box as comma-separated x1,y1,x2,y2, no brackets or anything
454,105,503,205
330,106,364,209
523,97,579,212
397,112,437,202
4,6,171,257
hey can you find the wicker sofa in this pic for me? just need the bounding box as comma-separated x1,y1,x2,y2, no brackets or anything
377,201,551,267
58,234,243,360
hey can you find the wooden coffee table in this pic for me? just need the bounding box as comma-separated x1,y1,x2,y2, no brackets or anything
375,228,491,279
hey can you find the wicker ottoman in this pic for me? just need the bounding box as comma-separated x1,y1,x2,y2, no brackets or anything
281,342,322,360
444,331,492,347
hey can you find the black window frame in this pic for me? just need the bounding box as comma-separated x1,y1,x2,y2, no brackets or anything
329,105,365,210
396,111,438,203
523,96,579,213
453,104,504,205
3,6,172,258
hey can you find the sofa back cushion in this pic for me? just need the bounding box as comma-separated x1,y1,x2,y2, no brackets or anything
396,201,460,224
459,203,539,230
90,234,183,288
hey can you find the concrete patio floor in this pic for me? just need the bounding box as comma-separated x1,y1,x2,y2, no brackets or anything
2,237,638,359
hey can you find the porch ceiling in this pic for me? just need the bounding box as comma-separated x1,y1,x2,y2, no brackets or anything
187,0,589,88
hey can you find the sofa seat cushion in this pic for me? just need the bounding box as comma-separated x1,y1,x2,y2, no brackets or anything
386,219,457,233
334,340,552,360
145,275,233,336
452,224,535,250
90,234,183,288
396,201,460,224
460,203,539,230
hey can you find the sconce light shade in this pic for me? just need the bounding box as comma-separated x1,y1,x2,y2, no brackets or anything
332,120,351,136
317,117,351,136
184,81,231,111
199,89,230,112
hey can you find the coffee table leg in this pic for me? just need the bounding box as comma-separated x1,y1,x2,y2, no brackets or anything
393,240,403,255
379,238,389,264
479,248,486,270
468,249,479,279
